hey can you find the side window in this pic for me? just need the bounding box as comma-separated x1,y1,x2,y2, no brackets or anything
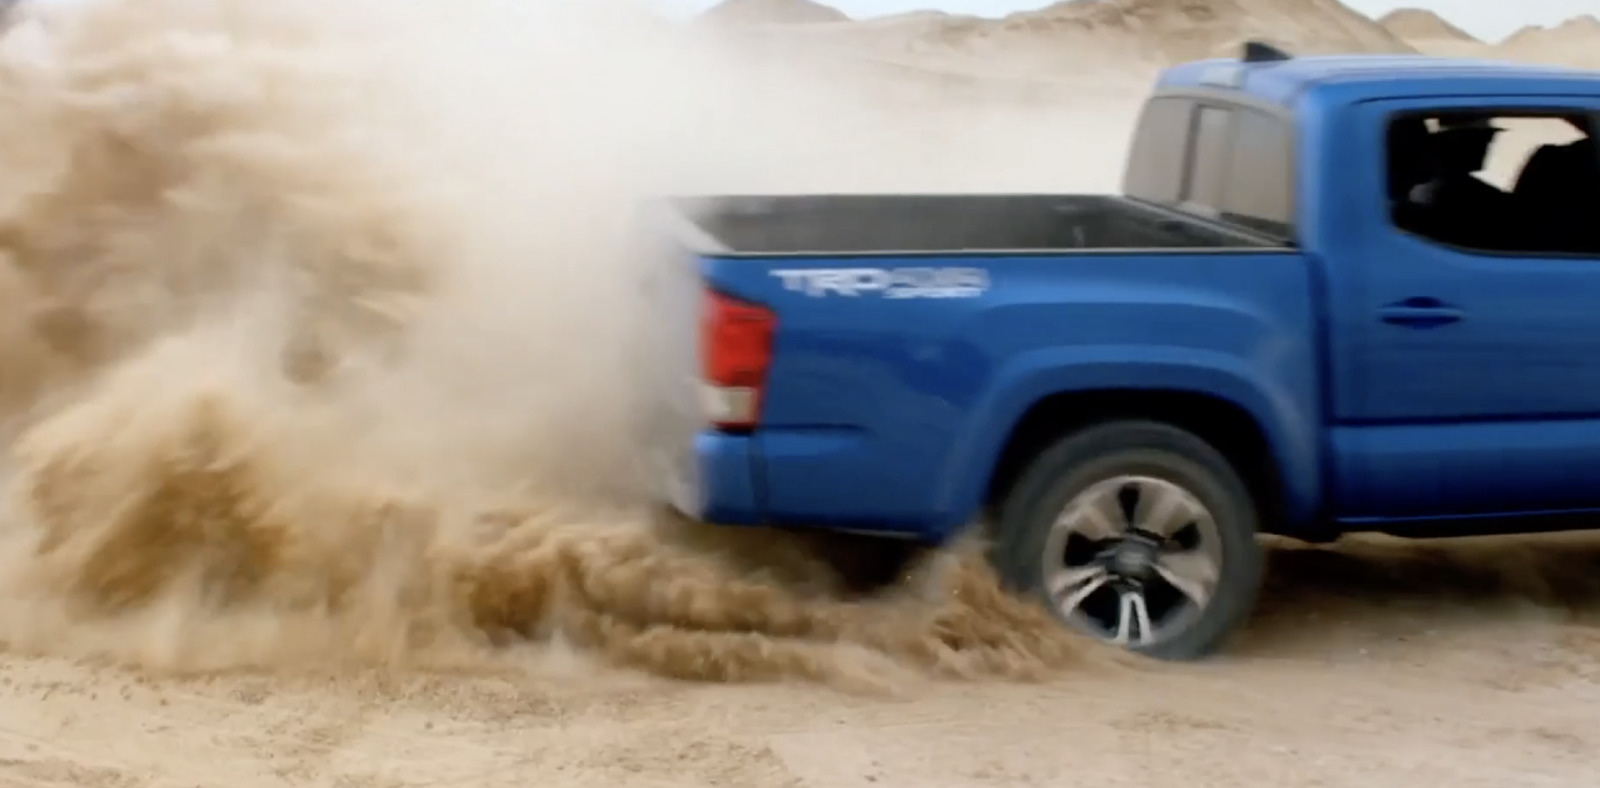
1386,109,1600,255
1123,97,1194,204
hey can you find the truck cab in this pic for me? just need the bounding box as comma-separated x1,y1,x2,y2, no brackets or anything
656,44,1600,659
1134,49,1600,522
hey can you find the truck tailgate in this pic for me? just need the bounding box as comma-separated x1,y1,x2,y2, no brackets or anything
637,206,763,523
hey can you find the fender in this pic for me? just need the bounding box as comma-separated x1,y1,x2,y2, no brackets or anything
934,343,1322,530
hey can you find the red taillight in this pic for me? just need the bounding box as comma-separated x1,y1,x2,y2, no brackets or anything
700,289,775,429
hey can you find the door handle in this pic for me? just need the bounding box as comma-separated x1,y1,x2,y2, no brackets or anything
1378,298,1463,328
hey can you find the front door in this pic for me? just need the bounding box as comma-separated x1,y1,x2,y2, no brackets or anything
1329,96,1600,521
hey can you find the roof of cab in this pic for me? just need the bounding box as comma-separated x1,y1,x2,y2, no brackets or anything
1157,53,1600,110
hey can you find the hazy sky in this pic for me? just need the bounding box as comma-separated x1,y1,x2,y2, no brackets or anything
657,0,1596,43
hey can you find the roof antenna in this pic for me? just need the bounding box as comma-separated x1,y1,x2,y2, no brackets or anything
1242,40,1293,63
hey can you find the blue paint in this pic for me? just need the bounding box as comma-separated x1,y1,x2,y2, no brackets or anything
671,54,1600,543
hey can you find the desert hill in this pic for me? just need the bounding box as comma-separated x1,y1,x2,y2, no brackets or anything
701,0,850,26
1499,15,1600,67
1378,8,1477,42
703,0,1414,76
1376,7,1487,57
698,0,1600,85
998,0,1416,61
1502,14,1599,46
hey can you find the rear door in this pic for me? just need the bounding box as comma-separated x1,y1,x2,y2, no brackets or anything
1329,95,1600,520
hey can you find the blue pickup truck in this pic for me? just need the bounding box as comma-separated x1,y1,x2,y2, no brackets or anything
651,42,1600,659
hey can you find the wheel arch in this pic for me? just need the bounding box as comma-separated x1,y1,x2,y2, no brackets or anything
984,389,1281,528
935,351,1321,536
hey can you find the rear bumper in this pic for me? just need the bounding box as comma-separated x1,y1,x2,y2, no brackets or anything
670,427,963,541
668,430,764,525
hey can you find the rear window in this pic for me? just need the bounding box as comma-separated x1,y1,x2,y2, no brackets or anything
1186,105,1234,211
1123,96,1296,241
1122,97,1192,203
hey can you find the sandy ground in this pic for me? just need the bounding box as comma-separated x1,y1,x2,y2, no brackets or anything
2,531,1598,788
1,3,1599,788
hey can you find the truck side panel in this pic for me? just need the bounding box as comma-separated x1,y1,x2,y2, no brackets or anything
699,250,1322,540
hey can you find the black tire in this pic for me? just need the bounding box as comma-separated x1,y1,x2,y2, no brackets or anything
990,420,1264,660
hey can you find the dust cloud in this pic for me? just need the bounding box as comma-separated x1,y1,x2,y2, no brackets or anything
0,0,1128,691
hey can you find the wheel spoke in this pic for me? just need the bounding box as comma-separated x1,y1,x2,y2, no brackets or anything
1054,484,1126,541
1111,589,1154,646
1041,472,1224,650
1154,549,1219,607
1132,479,1201,537
1046,564,1111,617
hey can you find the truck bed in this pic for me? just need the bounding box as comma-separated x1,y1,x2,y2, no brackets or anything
670,194,1284,255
